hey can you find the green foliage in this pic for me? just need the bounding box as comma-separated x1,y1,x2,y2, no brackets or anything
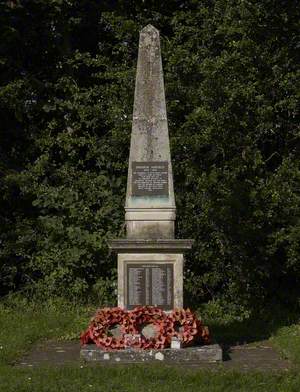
0,0,299,314
168,0,300,311
196,298,251,324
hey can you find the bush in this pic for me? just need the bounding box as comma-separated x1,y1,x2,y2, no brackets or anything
0,1,299,313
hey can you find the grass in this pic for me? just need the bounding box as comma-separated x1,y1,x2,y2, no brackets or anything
1,365,300,392
271,324,300,365
0,297,300,391
0,297,94,366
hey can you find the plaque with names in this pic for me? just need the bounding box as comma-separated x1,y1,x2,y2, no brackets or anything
132,161,169,196
126,263,174,310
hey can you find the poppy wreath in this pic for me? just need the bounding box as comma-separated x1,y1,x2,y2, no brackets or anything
80,306,211,350
80,307,129,350
126,306,169,349
166,308,211,346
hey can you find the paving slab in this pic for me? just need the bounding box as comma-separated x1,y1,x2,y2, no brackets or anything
16,340,292,372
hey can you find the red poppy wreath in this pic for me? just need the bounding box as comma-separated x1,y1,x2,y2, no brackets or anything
80,306,210,350
80,307,129,350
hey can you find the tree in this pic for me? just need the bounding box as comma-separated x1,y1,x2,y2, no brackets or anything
0,0,299,313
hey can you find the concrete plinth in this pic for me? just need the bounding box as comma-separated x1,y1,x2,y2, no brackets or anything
80,344,223,363
109,239,193,310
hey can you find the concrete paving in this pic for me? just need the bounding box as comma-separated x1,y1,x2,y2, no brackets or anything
16,340,292,372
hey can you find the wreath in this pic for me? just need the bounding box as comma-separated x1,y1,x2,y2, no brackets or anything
166,308,211,346
127,306,169,349
80,307,128,350
80,306,211,350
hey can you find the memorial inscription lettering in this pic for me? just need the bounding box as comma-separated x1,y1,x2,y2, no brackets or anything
132,161,169,196
126,263,174,310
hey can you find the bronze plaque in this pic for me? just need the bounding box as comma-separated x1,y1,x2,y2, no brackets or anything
126,263,174,310
132,161,169,196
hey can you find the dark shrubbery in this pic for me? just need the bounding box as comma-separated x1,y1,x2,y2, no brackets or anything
0,1,299,314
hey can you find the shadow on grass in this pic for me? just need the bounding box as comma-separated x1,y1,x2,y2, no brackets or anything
201,310,298,362
204,308,299,361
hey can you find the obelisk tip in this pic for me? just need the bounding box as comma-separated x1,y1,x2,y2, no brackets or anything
141,24,159,35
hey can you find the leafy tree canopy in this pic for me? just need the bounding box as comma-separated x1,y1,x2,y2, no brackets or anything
0,0,299,315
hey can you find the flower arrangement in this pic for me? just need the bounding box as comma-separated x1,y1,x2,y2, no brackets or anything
80,307,128,350
80,306,210,351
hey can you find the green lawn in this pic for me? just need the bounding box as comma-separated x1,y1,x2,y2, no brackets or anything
271,324,300,365
1,365,300,392
1,298,300,391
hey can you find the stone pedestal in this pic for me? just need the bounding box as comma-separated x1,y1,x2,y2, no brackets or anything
109,239,193,310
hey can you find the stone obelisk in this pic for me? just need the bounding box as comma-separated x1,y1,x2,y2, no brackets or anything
125,24,175,239
109,25,193,311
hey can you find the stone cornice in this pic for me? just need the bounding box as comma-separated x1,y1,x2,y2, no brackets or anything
108,239,194,253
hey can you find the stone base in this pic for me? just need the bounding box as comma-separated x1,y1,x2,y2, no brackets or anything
108,239,194,310
80,344,222,363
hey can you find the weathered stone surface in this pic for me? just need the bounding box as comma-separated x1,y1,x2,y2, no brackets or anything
108,324,122,339
108,26,194,311
140,324,157,339
109,227,193,311
80,344,223,363
125,24,175,239
109,239,194,253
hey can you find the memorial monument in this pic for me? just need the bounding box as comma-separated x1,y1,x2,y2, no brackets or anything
80,25,222,363
109,24,193,310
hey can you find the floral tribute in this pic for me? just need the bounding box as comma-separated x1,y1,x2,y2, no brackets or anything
126,306,168,349
80,306,210,351
80,307,128,350
166,308,211,346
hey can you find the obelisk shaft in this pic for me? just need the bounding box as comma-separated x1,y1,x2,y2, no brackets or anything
125,25,176,239
109,26,193,310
